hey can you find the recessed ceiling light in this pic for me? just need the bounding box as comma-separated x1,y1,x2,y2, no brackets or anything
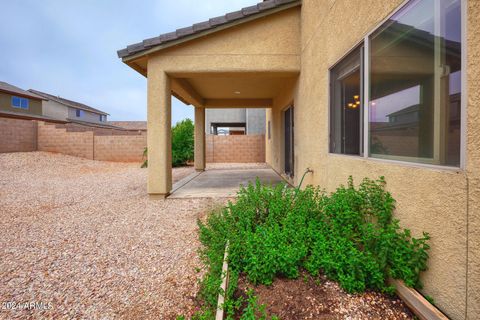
234,91,241,95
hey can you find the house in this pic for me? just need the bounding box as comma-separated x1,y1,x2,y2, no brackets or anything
117,0,479,318
0,81,45,117
28,89,109,124
206,108,265,135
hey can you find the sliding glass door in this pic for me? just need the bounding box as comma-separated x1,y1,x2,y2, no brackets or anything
284,106,294,177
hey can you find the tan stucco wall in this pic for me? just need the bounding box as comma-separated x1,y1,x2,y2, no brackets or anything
266,78,298,176
42,99,69,121
144,6,301,197
0,92,42,116
139,2,479,318
145,7,301,76
466,1,480,319
283,1,478,319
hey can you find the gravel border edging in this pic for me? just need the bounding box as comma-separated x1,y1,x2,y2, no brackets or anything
215,242,230,320
390,279,449,320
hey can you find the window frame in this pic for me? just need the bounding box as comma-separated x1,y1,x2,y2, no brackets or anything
328,0,466,170
11,96,29,110
328,43,364,156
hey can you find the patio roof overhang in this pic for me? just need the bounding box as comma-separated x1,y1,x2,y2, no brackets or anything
117,0,301,198
117,0,301,109
118,0,301,72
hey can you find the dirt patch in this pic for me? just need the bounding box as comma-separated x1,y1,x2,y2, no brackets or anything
235,272,414,320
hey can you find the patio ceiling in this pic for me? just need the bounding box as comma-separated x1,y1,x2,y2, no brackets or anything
171,72,298,108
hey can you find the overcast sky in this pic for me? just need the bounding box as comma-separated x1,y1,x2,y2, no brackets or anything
0,0,258,123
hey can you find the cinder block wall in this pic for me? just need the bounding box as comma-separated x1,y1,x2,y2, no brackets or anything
206,134,265,163
94,134,147,162
2,117,262,163
37,122,94,159
35,121,147,162
0,117,37,152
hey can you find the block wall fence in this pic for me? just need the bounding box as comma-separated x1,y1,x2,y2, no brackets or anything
0,117,37,152
206,134,265,163
0,117,147,162
36,121,149,161
1,116,265,163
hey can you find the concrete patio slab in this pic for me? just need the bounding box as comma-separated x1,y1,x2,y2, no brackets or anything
168,165,285,198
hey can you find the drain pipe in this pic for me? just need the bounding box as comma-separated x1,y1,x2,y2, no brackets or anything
297,167,314,190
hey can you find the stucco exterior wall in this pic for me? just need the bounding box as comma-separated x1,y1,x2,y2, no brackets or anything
42,99,69,121
266,78,298,177
0,91,42,116
246,109,266,135
67,107,106,124
466,1,480,319
205,108,246,133
205,108,266,135
147,7,301,75
287,1,478,319
139,2,478,318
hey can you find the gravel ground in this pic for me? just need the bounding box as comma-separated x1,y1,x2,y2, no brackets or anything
0,152,226,319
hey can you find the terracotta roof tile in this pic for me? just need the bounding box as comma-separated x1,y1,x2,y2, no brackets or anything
117,0,300,59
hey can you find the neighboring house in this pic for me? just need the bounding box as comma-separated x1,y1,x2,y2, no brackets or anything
206,108,265,135
0,81,44,117
118,1,479,319
28,89,109,124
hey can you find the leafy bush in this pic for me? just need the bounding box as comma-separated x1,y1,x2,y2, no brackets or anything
172,119,194,167
193,177,430,319
141,147,148,168
141,119,194,168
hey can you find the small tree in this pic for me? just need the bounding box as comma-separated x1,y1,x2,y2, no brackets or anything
172,118,194,167
141,118,194,168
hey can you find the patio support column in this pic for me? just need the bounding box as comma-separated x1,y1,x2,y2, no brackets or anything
147,70,172,198
194,107,206,171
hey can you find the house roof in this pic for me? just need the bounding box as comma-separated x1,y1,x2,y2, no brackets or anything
0,81,45,100
0,110,67,123
117,0,301,60
28,89,109,116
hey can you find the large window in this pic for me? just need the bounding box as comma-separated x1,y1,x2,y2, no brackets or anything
369,0,462,166
11,96,29,109
330,46,363,155
330,0,462,167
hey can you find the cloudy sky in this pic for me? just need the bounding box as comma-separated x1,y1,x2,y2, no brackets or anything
0,0,258,123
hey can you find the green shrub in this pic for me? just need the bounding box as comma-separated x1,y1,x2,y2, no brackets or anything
194,177,430,319
172,119,194,167
141,119,194,168
141,147,148,168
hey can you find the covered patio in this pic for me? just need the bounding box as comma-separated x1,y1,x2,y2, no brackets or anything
118,0,301,198
169,164,285,198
